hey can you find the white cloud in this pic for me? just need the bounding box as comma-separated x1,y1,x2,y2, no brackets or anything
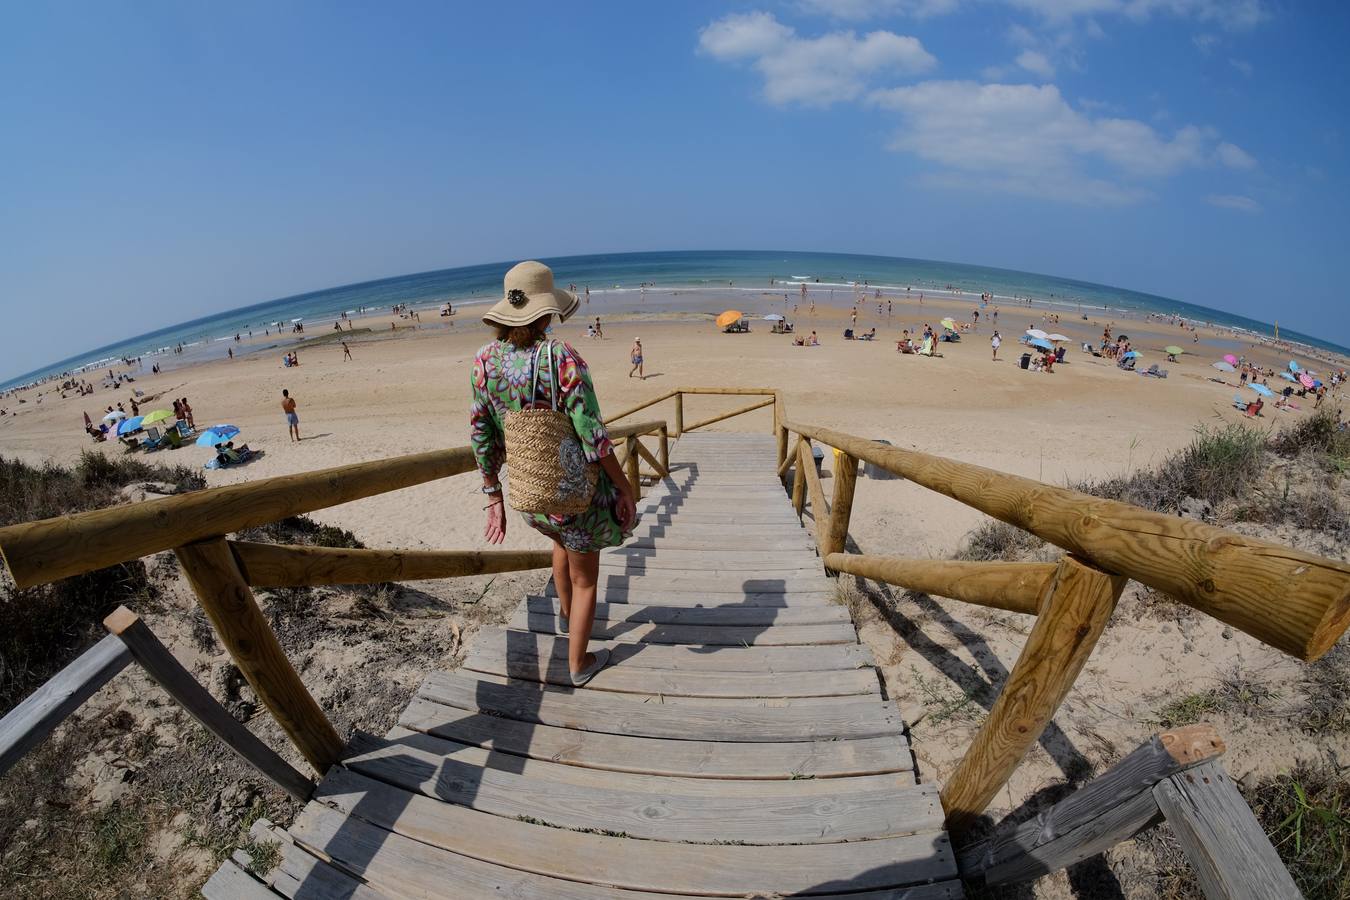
1229,57,1253,76
1205,194,1261,212
1215,141,1257,170
798,0,961,19
1016,49,1056,78
1007,23,1039,46
698,12,936,107
868,80,1242,204
1007,0,1267,29
1192,32,1219,53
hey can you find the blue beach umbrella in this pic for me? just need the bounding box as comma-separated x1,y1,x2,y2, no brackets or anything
196,424,241,447
1028,337,1054,351
1212,361,1236,373
1288,360,1300,373
1123,350,1141,359
116,415,144,436
1248,383,1274,397
1279,372,1296,382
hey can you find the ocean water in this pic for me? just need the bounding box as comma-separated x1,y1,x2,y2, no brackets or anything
5,250,1345,390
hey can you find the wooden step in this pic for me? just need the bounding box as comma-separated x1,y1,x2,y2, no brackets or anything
595,573,831,593
463,642,878,698
619,535,814,551
342,731,939,845
478,628,869,671
509,613,857,646
399,695,911,779
417,670,903,741
546,587,834,607
524,596,850,625
299,769,957,895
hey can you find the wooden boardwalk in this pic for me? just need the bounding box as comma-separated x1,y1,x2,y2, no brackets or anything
210,433,961,898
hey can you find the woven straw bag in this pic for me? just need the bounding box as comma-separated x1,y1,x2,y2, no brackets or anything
502,341,599,515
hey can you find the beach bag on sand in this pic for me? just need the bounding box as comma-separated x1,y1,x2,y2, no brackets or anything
503,341,599,515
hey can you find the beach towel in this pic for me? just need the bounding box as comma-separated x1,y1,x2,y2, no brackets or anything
921,336,934,356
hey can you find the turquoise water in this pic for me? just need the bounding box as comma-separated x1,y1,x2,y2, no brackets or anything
5,250,1344,390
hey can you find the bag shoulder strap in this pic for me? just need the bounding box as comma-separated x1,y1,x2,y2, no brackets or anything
526,340,560,412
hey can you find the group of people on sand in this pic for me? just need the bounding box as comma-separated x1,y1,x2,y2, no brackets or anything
896,324,942,356
792,331,820,346
282,351,300,367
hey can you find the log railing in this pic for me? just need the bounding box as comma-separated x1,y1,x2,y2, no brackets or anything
776,416,1350,839
0,418,669,781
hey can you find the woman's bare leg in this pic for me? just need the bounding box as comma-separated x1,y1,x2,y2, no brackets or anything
565,548,601,673
551,542,571,618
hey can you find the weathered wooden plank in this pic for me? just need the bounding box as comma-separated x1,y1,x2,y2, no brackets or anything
271,845,392,899
594,573,831,594
417,671,902,741
827,555,1053,617
1153,760,1302,900
547,588,835,608
619,535,814,552
509,614,858,646
229,541,550,587
479,628,870,671
0,634,131,777
201,858,280,899
400,696,912,778
961,726,1225,885
103,606,312,801
305,768,959,894
342,731,940,844
377,726,913,793
525,595,850,625
462,643,877,697
600,556,821,572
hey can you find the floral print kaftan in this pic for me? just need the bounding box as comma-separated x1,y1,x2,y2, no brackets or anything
470,338,632,552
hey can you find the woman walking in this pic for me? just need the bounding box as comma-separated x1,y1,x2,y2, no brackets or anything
629,337,644,379
471,261,637,685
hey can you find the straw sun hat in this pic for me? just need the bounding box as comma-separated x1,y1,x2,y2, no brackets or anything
482,261,579,327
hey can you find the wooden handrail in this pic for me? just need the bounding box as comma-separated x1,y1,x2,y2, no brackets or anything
683,396,776,433
604,390,678,426
823,554,1052,616
0,419,664,590
786,420,1350,661
797,439,829,551
228,543,552,587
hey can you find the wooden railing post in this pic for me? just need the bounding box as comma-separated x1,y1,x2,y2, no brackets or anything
941,554,1126,834
659,425,669,475
674,392,684,436
176,538,343,774
625,436,641,498
792,438,809,515
824,452,857,557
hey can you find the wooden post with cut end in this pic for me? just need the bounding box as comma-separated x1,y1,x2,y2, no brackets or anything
824,554,1053,616
625,436,641,498
632,438,668,478
942,554,1127,833
823,452,857,557
674,392,684,436
658,425,669,475
103,606,313,801
798,439,829,553
777,425,789,470
176,538,343,774
959,725,1226,885
778,435,803,480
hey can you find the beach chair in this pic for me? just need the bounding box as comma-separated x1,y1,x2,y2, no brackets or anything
176,420,196,438
141,426,165,451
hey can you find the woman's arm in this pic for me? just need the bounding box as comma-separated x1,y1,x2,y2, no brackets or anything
470,352,507,543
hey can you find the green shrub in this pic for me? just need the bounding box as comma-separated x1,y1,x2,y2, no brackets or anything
1269,407,1350,460
1082,423,1266,513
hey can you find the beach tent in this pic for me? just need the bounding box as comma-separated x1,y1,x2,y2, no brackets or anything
1248,383,1274,397
716,310,744,329
1165,345,1184,356
1026,328,1049,340
1213,361,1236,372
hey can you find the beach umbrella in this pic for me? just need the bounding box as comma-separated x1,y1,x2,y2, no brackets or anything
1223,353,1239,365
1165,345,1184,356
1299,373,1315,389
141,409,175,425
1026,328,1049,340
940,317,957,331
291,317,304,323
1248,383,1274,397
763,314,785,321
1288,360,1300,373
116,416,144,436
1213,361,1236,373
103,410,127,422
196,425,241,447
1278,371,1296,381
1123,350,1141,359
1028,337,1055,351
1046,333,1070,342
715,310,743,329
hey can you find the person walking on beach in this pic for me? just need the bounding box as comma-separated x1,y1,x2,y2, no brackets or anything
594,317,604,339
342,340,353,361
629,338,644,380
471,261,636,685
282,389,300,442
991,330,1001,361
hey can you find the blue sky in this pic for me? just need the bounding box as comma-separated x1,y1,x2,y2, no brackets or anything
2,0,1347,380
